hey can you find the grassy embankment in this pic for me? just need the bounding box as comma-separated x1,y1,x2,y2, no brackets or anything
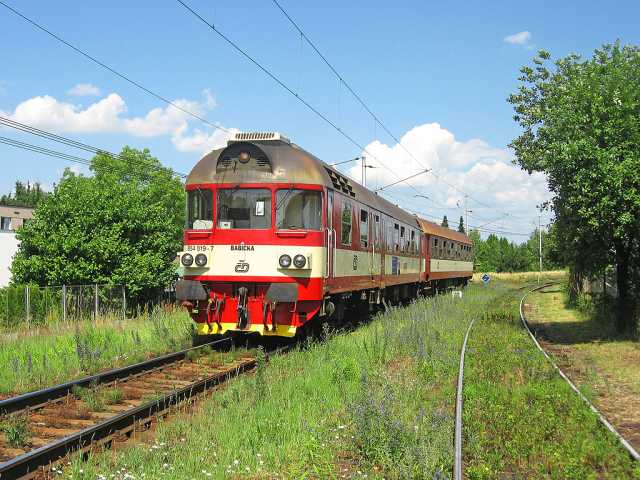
463,280,639,479
66,273,638,479
0,307,193,395
525,284,640,453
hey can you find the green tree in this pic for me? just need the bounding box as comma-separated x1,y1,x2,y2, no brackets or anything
0,181,48,208
441,215,449,228
457,215,465,233
508,43,640,333
11,147,185,303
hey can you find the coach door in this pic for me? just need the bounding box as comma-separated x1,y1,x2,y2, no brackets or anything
325,189,335,280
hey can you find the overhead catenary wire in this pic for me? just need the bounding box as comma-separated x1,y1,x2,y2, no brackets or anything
329,156,361,167
0,116,188,178
3,0,545,231
268,0,515,218
1,0,435,204
0,136,93,167
396,202,535,236
0,1,231,137
175,0,437,202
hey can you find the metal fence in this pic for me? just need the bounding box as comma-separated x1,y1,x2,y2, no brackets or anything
0,284,126,329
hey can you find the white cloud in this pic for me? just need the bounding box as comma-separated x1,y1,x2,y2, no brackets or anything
342,122,550,239
504,31,532,46
67,83,101,97
172,124,238,153
1,88,234,154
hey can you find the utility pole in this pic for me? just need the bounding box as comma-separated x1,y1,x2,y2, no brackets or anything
360,156,375,188
538,212,542,284
464,195,470,234
361,156,366,188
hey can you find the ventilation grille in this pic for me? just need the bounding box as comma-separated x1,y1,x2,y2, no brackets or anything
216,144,272,173
231,132,290,143
324,167,356,197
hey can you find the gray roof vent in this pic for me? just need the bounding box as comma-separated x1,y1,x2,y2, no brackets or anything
230,132,290,144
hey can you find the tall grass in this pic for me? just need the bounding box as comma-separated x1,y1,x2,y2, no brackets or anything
0,307,193,395
463,287,639,479
61,278,638,479
472,270,567,284
68,285,500,479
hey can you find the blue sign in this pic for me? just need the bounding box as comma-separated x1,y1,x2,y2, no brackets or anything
481,273,491,284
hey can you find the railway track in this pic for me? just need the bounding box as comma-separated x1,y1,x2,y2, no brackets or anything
453,317,476,480
520,282,640,462
0,337,264,479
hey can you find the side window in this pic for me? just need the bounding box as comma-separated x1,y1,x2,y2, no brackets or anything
386,219,393,252
410,230,416,254
374,214,380,245
394,224,400,252
400,226,406,252
360,208,369,247
341,200,352,245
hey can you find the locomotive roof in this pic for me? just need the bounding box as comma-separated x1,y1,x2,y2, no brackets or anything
415,217,473,245
187,135,420,227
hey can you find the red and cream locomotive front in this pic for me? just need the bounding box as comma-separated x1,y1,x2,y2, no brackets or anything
176,134,325,338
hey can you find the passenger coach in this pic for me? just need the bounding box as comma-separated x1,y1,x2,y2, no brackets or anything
176,132,473,340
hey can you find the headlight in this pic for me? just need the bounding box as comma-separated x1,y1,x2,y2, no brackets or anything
195,253,207,266
279,254,292,268
181,253,194,266
293,254,306,268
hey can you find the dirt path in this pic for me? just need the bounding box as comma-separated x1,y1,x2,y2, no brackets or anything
524,288,640,452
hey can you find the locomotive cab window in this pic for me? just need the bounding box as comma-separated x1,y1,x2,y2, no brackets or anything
187,189,213,230
360,208,369,247
275,189,321,230
341,200,352,245
217,188,271,229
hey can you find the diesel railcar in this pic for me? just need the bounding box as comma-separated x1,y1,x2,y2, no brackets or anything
175,132,473,339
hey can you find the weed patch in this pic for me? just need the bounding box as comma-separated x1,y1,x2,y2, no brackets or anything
1,414,31,448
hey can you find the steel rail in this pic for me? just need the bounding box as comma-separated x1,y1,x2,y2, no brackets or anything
0,337,232,415
520,283,640,462
453,317,476,480
0,355,256,479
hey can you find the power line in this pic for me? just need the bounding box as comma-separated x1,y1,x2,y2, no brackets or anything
175,0,438,203
2,0,433,202
375,169,431,192
0,116,188,178
0,136,92,167
0,1,231,136
329,156,361,167
269,0,519,217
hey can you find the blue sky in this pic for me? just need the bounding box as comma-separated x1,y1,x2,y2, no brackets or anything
1,0,639,240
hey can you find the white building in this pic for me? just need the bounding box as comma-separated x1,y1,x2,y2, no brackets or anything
0,206,33,287
0,231,19,287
